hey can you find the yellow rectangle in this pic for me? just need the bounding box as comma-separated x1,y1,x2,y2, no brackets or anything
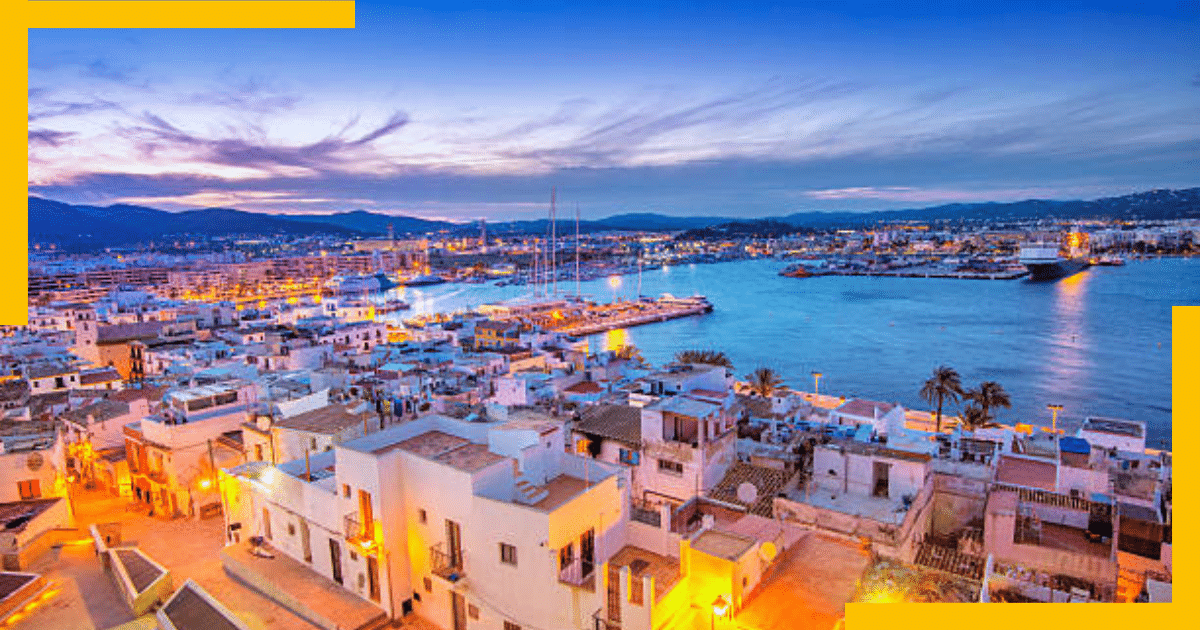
25,1,356,29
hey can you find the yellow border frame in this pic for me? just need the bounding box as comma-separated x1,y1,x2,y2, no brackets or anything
8,3,1188,629
8,1,354,325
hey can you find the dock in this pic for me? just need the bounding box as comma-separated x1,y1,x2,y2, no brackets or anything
553,295,713,336
781,264,1029,280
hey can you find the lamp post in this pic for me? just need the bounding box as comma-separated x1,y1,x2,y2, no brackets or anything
712,595,729,630
811,371,823,398
1047,404,1063,434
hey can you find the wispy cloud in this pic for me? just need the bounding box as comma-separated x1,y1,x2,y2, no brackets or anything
28,129,76,147
187,76,303,114
29,98,121,121
117,109,410,173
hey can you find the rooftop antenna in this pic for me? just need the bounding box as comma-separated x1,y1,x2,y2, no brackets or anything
575,203,581,297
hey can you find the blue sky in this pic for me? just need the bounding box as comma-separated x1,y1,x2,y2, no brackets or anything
27,1,1200,220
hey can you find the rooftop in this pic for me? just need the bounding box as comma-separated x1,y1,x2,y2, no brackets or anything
1081,416,1144,439
275,403,373,435
433,442,507,473
532,474,596,512
691,529,756,561
708,462,794,517
161,581,248,630
608,545,681,602
835,399,896,419
576,404,642,446
995,455,1057,491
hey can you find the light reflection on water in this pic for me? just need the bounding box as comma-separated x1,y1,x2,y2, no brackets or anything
373,258,1191,446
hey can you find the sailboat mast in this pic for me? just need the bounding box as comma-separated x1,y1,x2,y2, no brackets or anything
575,204,581,298
551,187,558,296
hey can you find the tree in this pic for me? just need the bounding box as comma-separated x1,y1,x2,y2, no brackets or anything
674,349,733,368
964,381,1011,424
746,367,784,398
958,404,999,431
615,344,644,365
919,366,964,434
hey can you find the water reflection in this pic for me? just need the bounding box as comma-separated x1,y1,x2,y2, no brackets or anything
603,328,629,353
1041,271,1091,415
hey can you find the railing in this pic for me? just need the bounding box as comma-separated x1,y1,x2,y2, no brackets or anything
630,500,662,528
593,610,620,630
430,542,464,581
559,559,594,588
345,513,380,555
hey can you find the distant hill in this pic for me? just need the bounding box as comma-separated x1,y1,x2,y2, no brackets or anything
280,210,458,235
776,188,1200,228
29,197,363,245
28,187,1200,247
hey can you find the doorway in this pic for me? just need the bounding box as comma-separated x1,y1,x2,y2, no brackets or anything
329,539,343,585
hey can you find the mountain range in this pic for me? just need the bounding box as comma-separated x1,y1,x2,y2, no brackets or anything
28,187,1200,247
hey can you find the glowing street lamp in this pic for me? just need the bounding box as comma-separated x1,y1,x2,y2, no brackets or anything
1047,404,1063,433
712,595,730,629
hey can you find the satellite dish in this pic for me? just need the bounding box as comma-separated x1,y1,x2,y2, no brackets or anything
736,482,758,504
759,541,778,562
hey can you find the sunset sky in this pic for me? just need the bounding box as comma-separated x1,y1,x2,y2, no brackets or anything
27,1,1200,220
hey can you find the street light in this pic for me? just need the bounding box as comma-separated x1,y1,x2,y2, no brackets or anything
1047,404,1063,434
712,595,730,630
811,371,823,397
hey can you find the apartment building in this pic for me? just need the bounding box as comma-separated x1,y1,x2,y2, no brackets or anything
222,411,630,629
124,380,254,517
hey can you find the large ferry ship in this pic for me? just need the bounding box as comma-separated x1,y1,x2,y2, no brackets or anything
1018,232,1091,281
326,273,398,295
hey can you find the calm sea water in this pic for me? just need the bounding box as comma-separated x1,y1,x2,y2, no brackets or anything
382,258,1194,447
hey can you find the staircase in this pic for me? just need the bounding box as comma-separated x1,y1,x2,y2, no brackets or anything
1116,567,1145,603
514,474,549,505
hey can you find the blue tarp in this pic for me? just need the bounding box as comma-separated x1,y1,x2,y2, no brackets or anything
1060,436,1090,454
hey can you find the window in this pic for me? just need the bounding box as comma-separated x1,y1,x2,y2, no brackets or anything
423,577,432,592
468,605,480,620
342,484,351,498
288,523,296,536
310,438,318,451
499,543,517,566
350,550,358,561
559,543,574,570
418,509,427,524
504,621,522,630
657,459,683,476
619,448,640,466
17,480,41,500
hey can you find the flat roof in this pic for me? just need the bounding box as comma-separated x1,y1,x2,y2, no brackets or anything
995,455,1057,491
691,529,756,561
434,442,507,473
609,546,681,602
396,430,470,459
1081,416,1144,438
532,474,595,512
275,403,372,434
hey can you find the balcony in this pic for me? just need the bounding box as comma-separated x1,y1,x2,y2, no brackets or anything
558,559,596,590
429,542,464,582
344,513,380,556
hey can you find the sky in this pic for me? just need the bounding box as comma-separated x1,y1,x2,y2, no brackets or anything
27,1,1200,221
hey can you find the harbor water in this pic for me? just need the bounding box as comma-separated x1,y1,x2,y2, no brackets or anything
380,258,1192,448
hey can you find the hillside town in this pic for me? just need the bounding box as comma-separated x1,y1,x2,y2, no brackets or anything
0,245,1174,629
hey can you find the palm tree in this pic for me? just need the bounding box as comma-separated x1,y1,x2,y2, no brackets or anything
919,366,964,434
674,349,733,368
958,404,999,431
746,367,784,398
964,381,1011,423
